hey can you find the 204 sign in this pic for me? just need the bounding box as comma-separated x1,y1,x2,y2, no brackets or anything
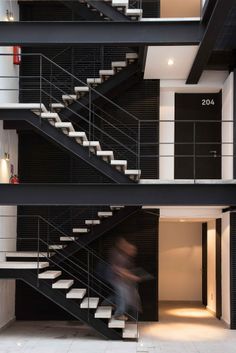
201,99,215,106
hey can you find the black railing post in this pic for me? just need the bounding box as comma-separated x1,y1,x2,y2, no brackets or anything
39,55,42,124
193,122,196,182
37,217,40,287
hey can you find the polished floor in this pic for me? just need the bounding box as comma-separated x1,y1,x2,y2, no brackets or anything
0,302,235,353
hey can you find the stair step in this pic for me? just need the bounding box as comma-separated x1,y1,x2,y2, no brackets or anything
52,279,74,289
60,237,77,241
49,245,65,250
38,270,62,279
83,141,101,152
0,103,47,114
41,112,61,123
95,306,112,319
66,288,86,299
97,211,113,218
125,8,143,17
85,220,101,225
0,262,49,269
110,205,124,210
80,297,99,309
125,169,141,180
68,131,88,144
96,150,114,161
122,323,139,339
6,252,54,258
111,160,127,171
111,61,127,69
108,318,125,329
55,122,75,133
99,69,115,78
87,78,102,85
72,228,89,233
126,52,139,60
112,0,128,7
74,86,89,95
50,103,65,111
62,95,77,104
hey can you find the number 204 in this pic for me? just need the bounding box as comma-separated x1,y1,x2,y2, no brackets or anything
202,99,215,106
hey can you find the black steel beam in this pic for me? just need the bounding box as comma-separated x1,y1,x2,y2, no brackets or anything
0,183,236,206
201,0,217,24
0,21,203,46
186,0,235,84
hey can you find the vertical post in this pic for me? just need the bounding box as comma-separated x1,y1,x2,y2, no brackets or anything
193,121,196,182
138,121,141,171
89,86,91,157
37,217,40,287
50,59,52,112
87,251,90,322
39,55,42,124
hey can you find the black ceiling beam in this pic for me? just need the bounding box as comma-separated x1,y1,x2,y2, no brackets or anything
186,0,235,84
0,183,235,206
0,21,203,46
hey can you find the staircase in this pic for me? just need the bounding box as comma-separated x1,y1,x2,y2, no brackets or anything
62,0,143,21
0,213,140,340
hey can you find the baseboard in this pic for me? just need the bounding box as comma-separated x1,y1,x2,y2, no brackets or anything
0,317,15,332
206,306,216,317
221,318,230,328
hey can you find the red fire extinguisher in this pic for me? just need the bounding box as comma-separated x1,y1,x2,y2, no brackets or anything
13,46,21,65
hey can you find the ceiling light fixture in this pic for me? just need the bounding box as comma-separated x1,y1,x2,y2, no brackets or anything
168,58,174,66
5,9,14,22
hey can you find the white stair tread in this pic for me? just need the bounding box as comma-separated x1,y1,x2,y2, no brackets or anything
50,103,64,109
0,262,49,269
98,211,113,217
62,94,77,101
72,228,89,233
83,141,101,151
111,160,127,167
0,103,47,113
108,318,125,329
74,86,89,93
66,288,86,299
38,270,62,279
55,122,74,131
122,323,139,339
97,150,114,159
80,297,99,309
126,8,143,16
95,306,112,319
111,61,127,68
60,237,77,241
49,245,65,250
6,252,54,258
41,112,61,121
110,205,124,210
99,69,115,76
85,220,101,225
126,52,139,60
125,169,141,175
69,131,88,140
87,78,102,84
52,279,74,289
112,0,128,7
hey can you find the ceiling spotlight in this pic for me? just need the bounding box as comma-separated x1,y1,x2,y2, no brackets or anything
168,58,174,66
4,152,10,162
180,219,185,222
6,10,14,22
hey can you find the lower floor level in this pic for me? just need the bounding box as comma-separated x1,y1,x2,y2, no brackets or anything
0,302,234,353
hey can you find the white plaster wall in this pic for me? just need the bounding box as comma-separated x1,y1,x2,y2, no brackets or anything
222,212,230,325
0,0,19,329
207,220,216,314
159,221,202,301
222,72,234,180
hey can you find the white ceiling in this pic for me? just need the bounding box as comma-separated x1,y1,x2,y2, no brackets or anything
144,45,199,80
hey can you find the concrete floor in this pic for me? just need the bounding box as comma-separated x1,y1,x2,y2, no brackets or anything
0,302,235,353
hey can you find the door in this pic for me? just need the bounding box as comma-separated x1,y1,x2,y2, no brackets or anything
175,93,222,179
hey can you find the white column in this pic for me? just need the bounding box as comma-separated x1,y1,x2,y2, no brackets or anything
222,72,234,180
207,220,216,315
222,212,231,326
159,89,175,180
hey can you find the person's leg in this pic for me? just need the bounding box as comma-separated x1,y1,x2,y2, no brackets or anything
114,282,127,319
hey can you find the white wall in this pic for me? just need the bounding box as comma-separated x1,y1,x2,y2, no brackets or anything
159,221,202,301
0,0,19,329
222,72,234,180
222,212,230,325
207,220,216,314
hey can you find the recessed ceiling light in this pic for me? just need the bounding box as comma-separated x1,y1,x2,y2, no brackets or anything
168,58,174,66
180,219,185,222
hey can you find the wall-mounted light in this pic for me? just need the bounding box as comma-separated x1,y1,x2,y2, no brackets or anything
167,58,174,66
5,9,14,22
4,152,10,162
